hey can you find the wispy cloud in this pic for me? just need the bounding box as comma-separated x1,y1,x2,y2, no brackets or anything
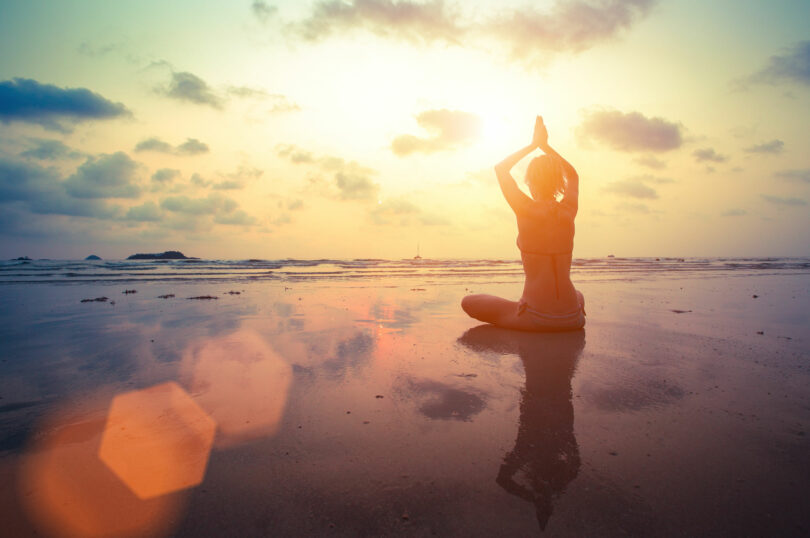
19,139,84,161
721,208,747,217
692,148,727,163
370,196,449,226
742,40,810,88
743,139,784,154
134,137,210,156
159,72,224,109
211,166,263,190
761,194,806,206
602,175,666,199
0,78,130,132
284,0,656,64
634,154,666,169
251,0,278,23
577,109,682,152
277,144,380,201
489,0,656,62
391,109,481,156
226,86,301,112
775,169,810,183
151,168,180,184
293,0,465,45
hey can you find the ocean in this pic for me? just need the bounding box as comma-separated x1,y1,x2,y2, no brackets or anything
2,257,809,285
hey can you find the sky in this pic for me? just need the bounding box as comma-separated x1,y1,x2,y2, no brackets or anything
0,0,808,260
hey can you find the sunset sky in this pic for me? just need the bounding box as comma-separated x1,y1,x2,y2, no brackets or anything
1,0,808,259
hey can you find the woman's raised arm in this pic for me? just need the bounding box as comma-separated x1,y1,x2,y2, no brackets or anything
494,119,544,213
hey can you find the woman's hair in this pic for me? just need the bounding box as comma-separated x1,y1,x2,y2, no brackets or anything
526,155,565,201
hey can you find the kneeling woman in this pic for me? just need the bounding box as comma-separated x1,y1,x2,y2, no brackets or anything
462,116,585,331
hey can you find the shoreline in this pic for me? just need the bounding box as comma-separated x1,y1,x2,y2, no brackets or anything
0,274,808,535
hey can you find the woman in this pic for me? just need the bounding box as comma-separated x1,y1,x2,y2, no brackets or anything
462,116,585,331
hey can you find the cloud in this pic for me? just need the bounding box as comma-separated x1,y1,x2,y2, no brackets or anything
0,158,118,218
577,109,682,152
212,166,263,190
615,201,650,213
160,72,223,108
151,168,180,184
125,201,162,222
293,0,464,44
276,144,315,163
159,192,257,227
287,199,304,210
743,139,784,154
64,152,142,199
692,148,727,163
278,144,380,201
190,173,211,188
391,109,482,156
214,209,257,226
335,167,379,200
0,78,130,132
251,0,278,23
176,138,210,155
721,208,747,217
161,193,238,215
227,86,300,112
134,137,210,155
775,169,810,183
19,139,83,160
287,1,655,64
634,155,666,169
489,0,656,62
744,40,810,88
602,178,658,199
134,137,173,153
761,194,806,207
370,197,448,226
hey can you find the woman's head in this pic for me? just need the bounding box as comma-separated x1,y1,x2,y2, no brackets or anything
526,155,565,201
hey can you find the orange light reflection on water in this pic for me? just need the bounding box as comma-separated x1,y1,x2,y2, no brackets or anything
98,382,217,500
182,330,292,448
19,397,185,538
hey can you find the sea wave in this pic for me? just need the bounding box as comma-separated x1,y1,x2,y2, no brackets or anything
0,257,808,285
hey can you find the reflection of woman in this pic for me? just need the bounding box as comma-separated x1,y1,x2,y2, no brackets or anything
462,116,585,331
458,325,585,531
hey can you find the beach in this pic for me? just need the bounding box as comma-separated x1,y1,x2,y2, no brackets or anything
0,258,808,536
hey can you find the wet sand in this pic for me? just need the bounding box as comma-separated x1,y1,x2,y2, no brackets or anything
0,274,808,536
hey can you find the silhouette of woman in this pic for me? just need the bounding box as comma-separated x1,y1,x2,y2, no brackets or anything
458,325,585,531
462,116,585,331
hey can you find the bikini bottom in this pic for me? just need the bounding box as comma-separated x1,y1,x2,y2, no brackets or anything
517,300,585,331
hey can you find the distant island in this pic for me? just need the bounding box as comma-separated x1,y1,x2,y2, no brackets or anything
126,250,196,260
85,255,102,260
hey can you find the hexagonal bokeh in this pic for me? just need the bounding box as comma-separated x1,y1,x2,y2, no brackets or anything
98,382,217,499
182,329,292,447
19,394,184,538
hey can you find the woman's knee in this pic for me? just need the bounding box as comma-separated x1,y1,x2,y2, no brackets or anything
461,294,484,316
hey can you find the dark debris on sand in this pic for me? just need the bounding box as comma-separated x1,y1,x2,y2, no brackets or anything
224,291,241,295
123,289,137,294
80,297,109,303
670,309,692,314
187,295,219,300
157,294,175,299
